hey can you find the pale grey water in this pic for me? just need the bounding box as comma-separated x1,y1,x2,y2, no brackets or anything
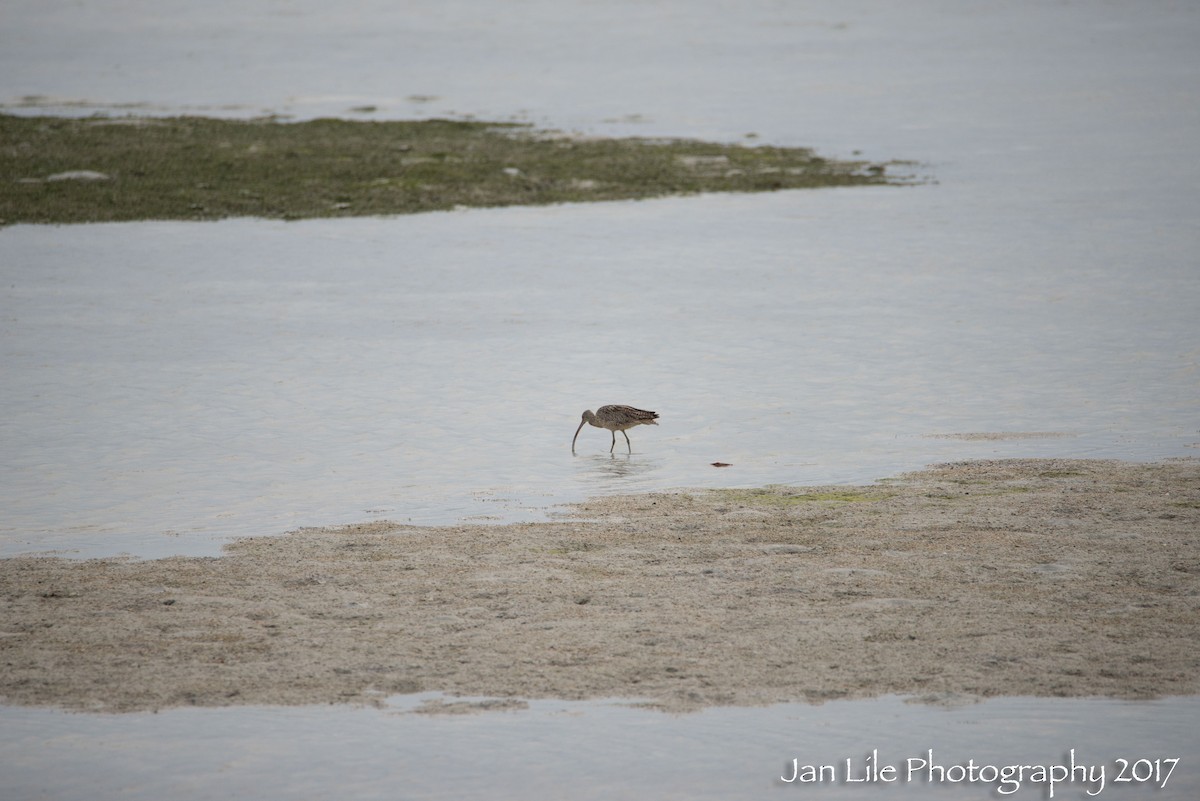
2,694,1198,801
0,185,1194,558
1,0,1198,797
2,186,1197,558
2,0,1198,559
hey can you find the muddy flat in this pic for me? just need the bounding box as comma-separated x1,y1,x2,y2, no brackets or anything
2,458,1197,713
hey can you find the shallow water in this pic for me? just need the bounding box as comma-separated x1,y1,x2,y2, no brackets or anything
1,2,1198,798
2,694,1197,800
2,183,1198,558
3,1,1199,558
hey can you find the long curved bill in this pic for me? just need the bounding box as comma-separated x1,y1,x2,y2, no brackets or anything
571,419,587,452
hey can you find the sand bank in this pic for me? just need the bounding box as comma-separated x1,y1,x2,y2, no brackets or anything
2,459,1197,713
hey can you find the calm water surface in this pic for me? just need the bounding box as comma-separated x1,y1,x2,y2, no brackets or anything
2,694,1197,800
2,0,1198,558
2,184,1197,558
1,2,1197,798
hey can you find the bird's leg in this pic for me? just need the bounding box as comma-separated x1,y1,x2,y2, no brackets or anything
609,431,617,453
622,430,632,453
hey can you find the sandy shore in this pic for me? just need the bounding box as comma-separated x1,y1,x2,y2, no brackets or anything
2,458,1197,713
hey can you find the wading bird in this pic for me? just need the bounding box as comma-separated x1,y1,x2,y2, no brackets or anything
572,405,659,454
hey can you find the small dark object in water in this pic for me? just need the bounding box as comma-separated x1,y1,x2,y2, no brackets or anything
711,462,732,467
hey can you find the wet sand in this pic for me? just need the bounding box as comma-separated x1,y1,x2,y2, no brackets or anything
2,458,1197,713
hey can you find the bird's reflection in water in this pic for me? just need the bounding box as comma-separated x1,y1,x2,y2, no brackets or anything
572,452,662,491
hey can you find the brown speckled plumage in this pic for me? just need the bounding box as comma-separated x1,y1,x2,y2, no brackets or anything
572,404,659,453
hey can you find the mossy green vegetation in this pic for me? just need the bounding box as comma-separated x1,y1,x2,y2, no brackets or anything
1,114,912,225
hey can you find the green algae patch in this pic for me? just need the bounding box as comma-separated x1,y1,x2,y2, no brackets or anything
1,114,913,226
